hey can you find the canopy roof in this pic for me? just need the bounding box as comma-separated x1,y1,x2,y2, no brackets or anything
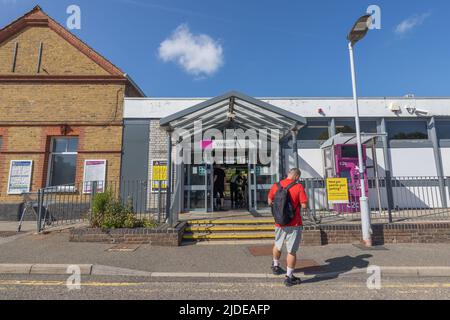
159,91,307,139
321,133,386,149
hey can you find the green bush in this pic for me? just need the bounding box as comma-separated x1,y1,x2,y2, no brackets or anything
90,191,158,229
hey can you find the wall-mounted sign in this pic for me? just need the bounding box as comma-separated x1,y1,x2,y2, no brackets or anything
200,139,259,150
83,160,107,194
151,160,167,192
7,160,33,195
326,178,350,204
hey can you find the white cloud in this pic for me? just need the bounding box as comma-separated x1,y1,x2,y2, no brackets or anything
158,24,224,77
395,12,431,35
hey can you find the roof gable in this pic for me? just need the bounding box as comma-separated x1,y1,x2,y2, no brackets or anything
0,6,124,76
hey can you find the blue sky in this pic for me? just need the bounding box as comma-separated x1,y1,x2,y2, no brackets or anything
1,0,449,97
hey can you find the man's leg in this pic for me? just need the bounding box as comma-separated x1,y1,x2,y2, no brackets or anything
286,252,297,276
230,186,236,208
220,190,225,209
273,245,282,262
284,227,302,286
272,227,285,275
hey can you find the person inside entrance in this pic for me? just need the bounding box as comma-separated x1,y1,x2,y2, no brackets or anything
213,164,226,211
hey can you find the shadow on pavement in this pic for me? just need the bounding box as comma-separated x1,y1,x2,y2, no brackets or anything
300,254,373,283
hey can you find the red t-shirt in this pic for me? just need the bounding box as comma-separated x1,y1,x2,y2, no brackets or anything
268,179,308,227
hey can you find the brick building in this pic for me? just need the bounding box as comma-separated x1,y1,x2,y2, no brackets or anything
0,6,144,220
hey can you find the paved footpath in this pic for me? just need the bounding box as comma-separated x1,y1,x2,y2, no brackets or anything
1,229,450,278
1,228,450,299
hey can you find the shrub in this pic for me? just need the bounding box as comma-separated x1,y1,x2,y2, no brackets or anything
91,190,114,228
90,190,159,229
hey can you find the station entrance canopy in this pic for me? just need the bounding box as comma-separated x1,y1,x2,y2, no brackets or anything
159,91,307,140
159,91,307,219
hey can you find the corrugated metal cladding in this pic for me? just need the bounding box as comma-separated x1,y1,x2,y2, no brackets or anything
121,120,150,182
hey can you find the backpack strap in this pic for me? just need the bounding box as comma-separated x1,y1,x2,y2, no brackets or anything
285,181,300,211
285,181,298,191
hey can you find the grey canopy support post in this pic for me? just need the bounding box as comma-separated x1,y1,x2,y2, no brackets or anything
291,130,299,169
429,117,447,208
329,118,336,138
380,118,394,222
165,129,173,226
371,141,383,215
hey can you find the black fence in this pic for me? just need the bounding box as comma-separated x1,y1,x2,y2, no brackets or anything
301,176,450,224
30,176,450,232
35,180,167,232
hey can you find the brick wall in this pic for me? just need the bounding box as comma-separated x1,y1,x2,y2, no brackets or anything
148,120,169,181
0,26,109,75
299,223,450,246
0,21,127,217
69,222,187,247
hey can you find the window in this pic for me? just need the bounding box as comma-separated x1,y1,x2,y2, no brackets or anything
298,120,329,140
341,145,359,158
48,137,78,187
335,119,377,134
436,120,450,140
387,120,428,140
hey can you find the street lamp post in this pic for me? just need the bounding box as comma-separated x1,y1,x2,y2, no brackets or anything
347,14,373,247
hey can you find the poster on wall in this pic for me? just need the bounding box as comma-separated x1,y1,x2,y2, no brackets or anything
326,178,350,204
7,160,33,195
151,160,167,192
82,160,107,194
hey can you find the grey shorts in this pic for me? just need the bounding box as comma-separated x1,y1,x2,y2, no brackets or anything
275,226,303,254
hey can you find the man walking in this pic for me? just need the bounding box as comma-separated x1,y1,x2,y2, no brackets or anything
268,168,308,287
214,164,226,211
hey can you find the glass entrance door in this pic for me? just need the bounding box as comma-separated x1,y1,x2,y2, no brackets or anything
256,164,278,213
183,162,215,212
183,164,207,212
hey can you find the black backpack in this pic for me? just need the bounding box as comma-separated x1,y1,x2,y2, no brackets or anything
271,182,298,226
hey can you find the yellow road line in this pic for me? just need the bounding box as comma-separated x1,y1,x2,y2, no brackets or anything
1,279,450,289
0,280,141,287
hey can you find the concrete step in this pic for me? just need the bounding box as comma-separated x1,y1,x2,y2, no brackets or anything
187,219,274,226
183,232,275,241
186,225,275,232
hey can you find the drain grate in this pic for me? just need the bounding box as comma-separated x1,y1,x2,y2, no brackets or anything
0,231,20,238
353,244,389,251
106,244,141,252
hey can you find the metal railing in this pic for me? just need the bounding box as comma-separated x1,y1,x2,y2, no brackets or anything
301,176,450,224
30,176,450,232
35,180,168,232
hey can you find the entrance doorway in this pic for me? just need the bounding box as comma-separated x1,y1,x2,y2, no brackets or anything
160,91,307,217
183,161,278,214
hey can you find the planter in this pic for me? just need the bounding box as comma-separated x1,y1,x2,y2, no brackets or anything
69,221,187,246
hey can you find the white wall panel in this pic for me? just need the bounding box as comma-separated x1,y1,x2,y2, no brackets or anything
298,149,324,178
390,148,437,176
440,148,450,176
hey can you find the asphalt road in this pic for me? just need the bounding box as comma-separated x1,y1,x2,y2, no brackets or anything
1,274,450,300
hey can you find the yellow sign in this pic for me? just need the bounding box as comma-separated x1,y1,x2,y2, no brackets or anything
326,178,349,204
152,160,167,191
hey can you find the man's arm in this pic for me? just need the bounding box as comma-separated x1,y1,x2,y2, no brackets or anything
299,185,308,209
267,184,277,206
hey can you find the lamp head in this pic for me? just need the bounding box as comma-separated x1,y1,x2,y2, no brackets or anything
347,14,372,46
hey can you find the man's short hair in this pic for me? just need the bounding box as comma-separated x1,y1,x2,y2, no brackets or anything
289,168,301,177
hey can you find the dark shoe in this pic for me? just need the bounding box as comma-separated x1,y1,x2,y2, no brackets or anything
271,265,283,276
284,275,302,287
